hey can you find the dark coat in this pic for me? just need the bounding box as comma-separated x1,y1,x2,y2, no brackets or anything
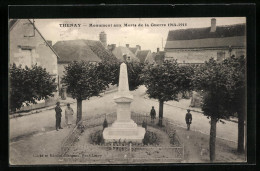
185,113,192,124
150,108,156,118
55,106,62,118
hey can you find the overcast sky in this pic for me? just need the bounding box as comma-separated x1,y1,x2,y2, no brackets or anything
34,17,246,52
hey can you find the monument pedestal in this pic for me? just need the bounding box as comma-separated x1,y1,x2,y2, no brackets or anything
103,120,146,143
103,95,145,143
103,63,145,143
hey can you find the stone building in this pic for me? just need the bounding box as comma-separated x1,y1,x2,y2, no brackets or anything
9,19,59,110
164,18,246,64
53,39,118,90
152,48,165,65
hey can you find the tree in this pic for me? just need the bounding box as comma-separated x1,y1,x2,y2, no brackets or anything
142,60,194,126
193,58,233,161
178,64,196,97
110,61,145,91
62,61,110,124
9,63,57,112
221,55,246,153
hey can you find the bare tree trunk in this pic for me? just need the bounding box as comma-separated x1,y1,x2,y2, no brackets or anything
210,117,217,162
158,100,164,127
237,111,245,153
76,99,82,124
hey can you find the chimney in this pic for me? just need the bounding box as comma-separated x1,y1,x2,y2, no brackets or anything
99,31,107,48
126,44,129,48
210,18,216,32
136,45,141,50
47,40,52,46
157,48,160,52
112,44,116,50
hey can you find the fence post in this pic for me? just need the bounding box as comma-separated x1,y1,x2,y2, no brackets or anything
182,144,184,159
130,143,132,156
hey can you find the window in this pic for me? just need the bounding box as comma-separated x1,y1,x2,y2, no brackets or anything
17,46,35,67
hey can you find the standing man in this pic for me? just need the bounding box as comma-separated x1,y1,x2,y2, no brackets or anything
185,109,192,130
150,106,156,123
55,102,63,131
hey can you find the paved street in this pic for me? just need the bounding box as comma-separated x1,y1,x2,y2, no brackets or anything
9,86,238,164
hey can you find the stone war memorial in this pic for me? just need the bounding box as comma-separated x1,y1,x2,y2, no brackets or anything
103,63,145,143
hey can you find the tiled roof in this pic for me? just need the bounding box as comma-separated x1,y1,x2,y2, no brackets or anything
129,47,138,54
167,24,246,41
136,50,150,63
112,46,140,62
165,24,246,49
53,39,118,63
9,19,18,30
165,36,246,49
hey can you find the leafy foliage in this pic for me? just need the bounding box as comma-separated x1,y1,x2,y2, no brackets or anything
193,57,245,120
90,130,104,145
192,56,246,159
109,62,145,91
221,55,246,115
142,60,194,102
62,61,110,100
142,131,158,145
221,55,246,152
142,60,194,126
62,61,112,124
9,63,56,112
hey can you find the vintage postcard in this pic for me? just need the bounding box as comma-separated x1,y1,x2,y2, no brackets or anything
9,17,248,165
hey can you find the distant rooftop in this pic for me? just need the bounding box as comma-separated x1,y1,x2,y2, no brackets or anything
136,50,150,63
53,39,118,63
167,24,246,41
165,24,246,49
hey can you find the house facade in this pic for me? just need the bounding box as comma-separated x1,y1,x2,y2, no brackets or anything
9,19,59,110
164,18,246,64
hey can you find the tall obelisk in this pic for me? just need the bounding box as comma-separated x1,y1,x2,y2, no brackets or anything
103,63,145,143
